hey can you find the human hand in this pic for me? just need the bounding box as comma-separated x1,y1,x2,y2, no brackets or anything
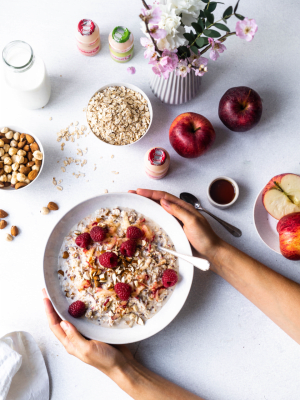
42,289,133,378
129,189,223,262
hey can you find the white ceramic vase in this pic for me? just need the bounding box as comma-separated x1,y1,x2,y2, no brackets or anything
150,69,202,105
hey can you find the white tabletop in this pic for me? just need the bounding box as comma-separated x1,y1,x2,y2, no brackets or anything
1,1,300,399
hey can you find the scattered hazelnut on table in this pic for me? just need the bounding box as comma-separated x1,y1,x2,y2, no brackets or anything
41,207,50,215
5,233,13,242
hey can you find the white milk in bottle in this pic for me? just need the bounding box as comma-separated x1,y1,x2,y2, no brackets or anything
2,41,51,109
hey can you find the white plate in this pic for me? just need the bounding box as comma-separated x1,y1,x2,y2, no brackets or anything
253,188,280,254
0,124,44,191
43,193,194,344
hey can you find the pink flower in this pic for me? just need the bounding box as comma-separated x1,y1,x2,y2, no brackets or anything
127,66,136,75
236,18,258,42
148,53,158,65
208,38,227,61
140,37,155,59
192,57,208,76
149,25,167,40
175,59,190,78
161,50,179,69
141,6,161,24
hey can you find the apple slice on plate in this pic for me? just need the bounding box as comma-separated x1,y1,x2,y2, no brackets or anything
262,173,300,220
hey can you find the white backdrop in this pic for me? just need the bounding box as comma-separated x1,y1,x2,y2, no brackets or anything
1,0,300,399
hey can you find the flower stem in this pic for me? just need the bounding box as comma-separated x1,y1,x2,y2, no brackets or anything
139,0,163,57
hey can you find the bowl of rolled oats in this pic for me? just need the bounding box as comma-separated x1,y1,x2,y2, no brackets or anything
0,125,44,190
43,192,194,344
86,83,153,146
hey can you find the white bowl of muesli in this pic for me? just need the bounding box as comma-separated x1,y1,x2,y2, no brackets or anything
43,193,193,344
86,83,153,146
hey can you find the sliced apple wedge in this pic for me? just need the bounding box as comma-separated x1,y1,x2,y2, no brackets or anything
262,173,300,220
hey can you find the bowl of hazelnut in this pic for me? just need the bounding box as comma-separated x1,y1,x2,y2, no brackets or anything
0,125,44,190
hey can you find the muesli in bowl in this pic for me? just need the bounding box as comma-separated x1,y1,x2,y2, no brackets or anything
58,207,179,328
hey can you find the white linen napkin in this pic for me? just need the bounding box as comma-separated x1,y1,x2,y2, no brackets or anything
0,332,49,400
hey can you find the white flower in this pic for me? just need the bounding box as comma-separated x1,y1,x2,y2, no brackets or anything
164,0,205,26
158,3,188,50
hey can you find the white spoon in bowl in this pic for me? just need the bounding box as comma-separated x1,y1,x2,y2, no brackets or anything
158,246,210,271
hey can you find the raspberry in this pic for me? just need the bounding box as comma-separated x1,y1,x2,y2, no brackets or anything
99,251,118,268
90,226,107,242
114,283,131,301
120,240,136,257
75,232,91,248
162,269,178,288
68,300,86,318
126,226,143,240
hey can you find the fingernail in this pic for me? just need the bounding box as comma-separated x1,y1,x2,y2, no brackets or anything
161,199,170,208
60,321,69,331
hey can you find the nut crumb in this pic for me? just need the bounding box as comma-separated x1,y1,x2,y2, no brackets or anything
49,117,52,121
104,189,108,193
57,186,63,191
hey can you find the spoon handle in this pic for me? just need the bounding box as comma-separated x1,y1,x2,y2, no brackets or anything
200,208,242,238
158,246,210,272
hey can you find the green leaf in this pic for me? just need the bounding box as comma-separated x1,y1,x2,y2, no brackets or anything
223,6,233,19
196,37,209,47
207,2,217,12
205,19,211,28
203,29,221,38
190,45,199,55
235,13,245,20
192,22,203,33
199,10,205,18
198,19,205,31
177,45,190,58
183,32,195,43
201,0,209,3
214,22,230,32
205,12,214,24
234,0,240,13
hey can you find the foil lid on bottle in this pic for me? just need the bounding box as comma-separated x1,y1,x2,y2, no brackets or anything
112,26,131,43
78,19,95,36
148,148,166,166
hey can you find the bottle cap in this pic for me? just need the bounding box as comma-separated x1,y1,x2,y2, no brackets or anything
148,148,166,166
112,26,131,43
78,19,95,36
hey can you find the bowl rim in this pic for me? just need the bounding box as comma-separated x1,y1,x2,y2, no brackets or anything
43,192,194,344
86,82,153,147
0,124,44,192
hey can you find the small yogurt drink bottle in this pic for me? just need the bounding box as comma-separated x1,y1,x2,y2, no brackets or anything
109,26,134,63
2,41,51,110
75,19,101,56
144,147,170,180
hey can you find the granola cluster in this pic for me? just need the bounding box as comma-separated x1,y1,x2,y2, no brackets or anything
58,207,178,328
87,86,151,146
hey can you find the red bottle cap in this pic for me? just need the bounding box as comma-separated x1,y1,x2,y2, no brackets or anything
148,148,166,166
78,19,95,36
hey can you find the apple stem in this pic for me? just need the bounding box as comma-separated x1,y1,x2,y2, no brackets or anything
194,127,202,133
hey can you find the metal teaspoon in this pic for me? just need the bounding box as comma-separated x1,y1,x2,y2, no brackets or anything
180,192,242,238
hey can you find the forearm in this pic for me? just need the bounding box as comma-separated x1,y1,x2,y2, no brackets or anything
211,241,300,344
110,359,205,400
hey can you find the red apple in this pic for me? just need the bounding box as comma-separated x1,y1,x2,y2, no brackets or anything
277,213,300,260
169,112,215,158
218,86,262,132
262,173,300,220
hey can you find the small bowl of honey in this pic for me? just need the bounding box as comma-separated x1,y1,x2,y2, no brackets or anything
207,176,239,208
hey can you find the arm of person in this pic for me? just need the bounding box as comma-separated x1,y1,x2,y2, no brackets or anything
131,189,300,345
43,289,204,400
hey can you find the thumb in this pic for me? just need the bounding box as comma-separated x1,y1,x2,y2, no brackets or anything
60,321,88,350
161,199,195,225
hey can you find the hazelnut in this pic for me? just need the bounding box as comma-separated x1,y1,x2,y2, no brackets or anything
5,131,13,139
32,165,40,171
17,173,26,182
4,165,12,173
11,155,18,163
12,163,19,171
40,207,50,215
13,132,20,141
0,149,4,157
7,174,12,182
16,155,24,164
9,147,18,156
0,140,4,147
3,157,12,165
10,140,18,148
0,175,7,182
1,127,9,134
24,178,30,184
33,150,43,161
17,149,26,157
3,144,10,153
11,177,18,185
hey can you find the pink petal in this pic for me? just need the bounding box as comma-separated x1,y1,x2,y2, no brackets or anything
127,67,136,75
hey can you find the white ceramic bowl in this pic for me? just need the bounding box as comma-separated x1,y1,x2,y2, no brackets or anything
207,176,239,209
43,193,194,344
86,82,153,147
253,187,280,254
0,124,44,191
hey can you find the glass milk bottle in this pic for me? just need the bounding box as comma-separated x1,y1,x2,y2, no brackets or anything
2,41,51,109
